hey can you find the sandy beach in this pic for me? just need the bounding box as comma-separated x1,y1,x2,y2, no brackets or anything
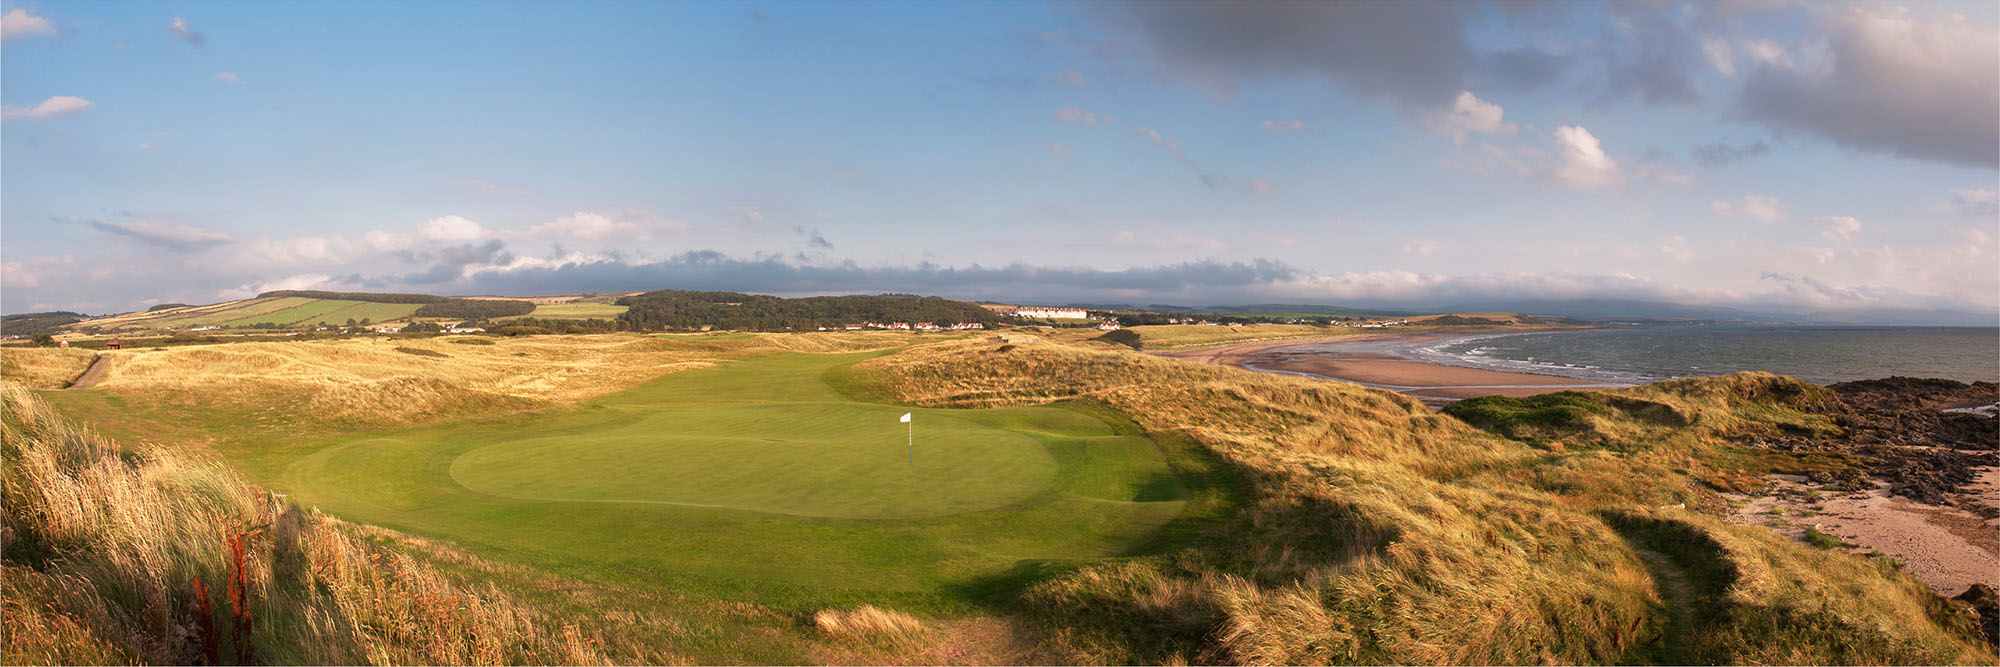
1727,472,1999,597
1157,330,1622,401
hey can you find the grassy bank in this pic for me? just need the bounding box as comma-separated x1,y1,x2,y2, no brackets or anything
1,383,605,665
850,336,1994,664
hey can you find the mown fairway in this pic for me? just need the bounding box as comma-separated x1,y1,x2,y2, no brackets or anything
281,349,1196,602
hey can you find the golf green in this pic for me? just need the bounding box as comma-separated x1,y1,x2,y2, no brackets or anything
450,402,1059,518
280,349,1201,600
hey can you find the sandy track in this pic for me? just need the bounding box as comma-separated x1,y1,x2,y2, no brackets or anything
67,354,110,389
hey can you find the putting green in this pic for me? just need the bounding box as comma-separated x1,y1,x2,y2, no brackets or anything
450,403,1058,518
277,348,1200,599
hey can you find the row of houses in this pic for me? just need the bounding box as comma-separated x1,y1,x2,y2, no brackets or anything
827,322,987,331
1342,319,1411,328
1008,306,1089,319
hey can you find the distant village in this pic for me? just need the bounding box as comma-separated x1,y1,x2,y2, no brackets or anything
6,298,1439,347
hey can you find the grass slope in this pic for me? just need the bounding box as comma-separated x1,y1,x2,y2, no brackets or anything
853,337,1995,664
514,302,629,319
1,383,605,665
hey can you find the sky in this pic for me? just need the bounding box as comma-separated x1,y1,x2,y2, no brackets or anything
3,1,1997,321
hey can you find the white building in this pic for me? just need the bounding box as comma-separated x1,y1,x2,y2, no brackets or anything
1011,306,1088,319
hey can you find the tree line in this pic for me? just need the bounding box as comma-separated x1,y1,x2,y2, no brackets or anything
615,290,998,331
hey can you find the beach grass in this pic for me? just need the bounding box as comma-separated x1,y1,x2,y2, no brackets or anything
1,383,607,665
850,335,1995,664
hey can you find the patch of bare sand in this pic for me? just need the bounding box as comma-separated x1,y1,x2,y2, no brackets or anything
1159,331,1621,402
1726,471,1999,596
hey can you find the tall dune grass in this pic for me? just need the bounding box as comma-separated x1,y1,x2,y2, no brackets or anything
78,332,903,428
1,382,606,665
852,335,1995,664
1,347,100,389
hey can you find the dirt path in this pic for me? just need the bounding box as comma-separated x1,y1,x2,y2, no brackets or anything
67,355,110,389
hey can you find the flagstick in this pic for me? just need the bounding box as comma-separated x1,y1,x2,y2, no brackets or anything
907,419,913,464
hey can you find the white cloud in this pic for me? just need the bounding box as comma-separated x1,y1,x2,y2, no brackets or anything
364,230,413,252
85,219,232,248
1053,105,1109,125
1735,6,1999,167
1711,195,1787,222
1551,125,1619,189
1402,238,1441,256
1424,91,1516,143
527,211,677,242
1955,226,1994,258
1047,141,1072,158
1247,178,1280,196
217,273,335,301
1701,37,1735,75
1135,126,1190,164
1052,69,1085,87
1659,235,1694,262
1947,188,1998,215
2,96,93,119
1,256,77,289
729,206,764,224
1812,216,1862,242
416,215,486,242
1258,120,1323,135
214,72,244,85
229,236,356,268
1738,38,1790,68
167,17,204,47
1,8,54,40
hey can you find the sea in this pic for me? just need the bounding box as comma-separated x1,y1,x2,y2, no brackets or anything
1389,325,2000,386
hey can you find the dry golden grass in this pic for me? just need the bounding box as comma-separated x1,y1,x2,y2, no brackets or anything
814,605,929,642
850,334,1995,665
1,381,608,666
81,332,904,428
0,347,100,389
1120,323,1350,350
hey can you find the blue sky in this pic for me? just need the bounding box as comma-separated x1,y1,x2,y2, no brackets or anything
3,1,1996,320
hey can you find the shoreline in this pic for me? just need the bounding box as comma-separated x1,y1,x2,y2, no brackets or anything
1157,329,1624,401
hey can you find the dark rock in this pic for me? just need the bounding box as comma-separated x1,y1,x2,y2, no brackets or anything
1955,583,1999,649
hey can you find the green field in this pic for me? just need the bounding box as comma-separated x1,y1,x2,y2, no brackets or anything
267,350,1199,605
83,296,426,331
218,299,422,328
515,302,629,319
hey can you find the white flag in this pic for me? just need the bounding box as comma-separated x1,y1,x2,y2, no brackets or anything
899,412,911,423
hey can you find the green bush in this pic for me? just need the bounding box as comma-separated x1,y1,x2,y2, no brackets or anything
1443,392,1613,440
1092,329,1143,350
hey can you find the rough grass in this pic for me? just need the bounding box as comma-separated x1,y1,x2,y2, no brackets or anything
850,335,1995,665
814,605,929,641
1119,324,1352,350
73,332,906,429
0,382,606,665
1,347,100,389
